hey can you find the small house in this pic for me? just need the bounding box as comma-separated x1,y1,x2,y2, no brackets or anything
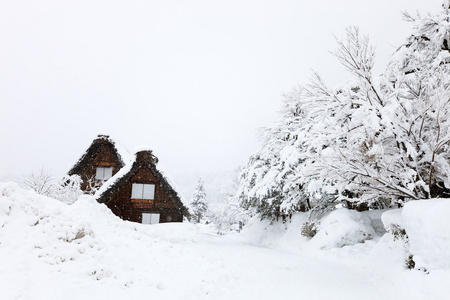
68,135,126,193
96,149,188,224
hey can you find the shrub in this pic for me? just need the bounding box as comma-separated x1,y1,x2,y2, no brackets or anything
301,220,319,238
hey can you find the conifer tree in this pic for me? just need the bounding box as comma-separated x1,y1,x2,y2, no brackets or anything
190,179,209,223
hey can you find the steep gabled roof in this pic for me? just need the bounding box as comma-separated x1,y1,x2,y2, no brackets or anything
68,135,127,175
95,149,189,217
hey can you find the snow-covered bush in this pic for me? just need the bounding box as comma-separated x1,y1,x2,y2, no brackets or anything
309,209,375,250
301,220,319,238
22,169,83,204
381,209,415,269
22,168,55,197
240,212,309,249
382,209,407,240
207,200,249,234
54,175,84,205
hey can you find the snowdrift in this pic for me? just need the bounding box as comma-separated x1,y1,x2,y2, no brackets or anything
382,199,450,271
2,182,450,300
241,208,381,251
242,201,449,273
0,182,206,299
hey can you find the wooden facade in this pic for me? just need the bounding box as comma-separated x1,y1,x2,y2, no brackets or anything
96,150,188,224
68,135,125,193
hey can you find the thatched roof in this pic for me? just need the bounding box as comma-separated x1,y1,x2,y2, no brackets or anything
68,135,126,175
95,150,189,217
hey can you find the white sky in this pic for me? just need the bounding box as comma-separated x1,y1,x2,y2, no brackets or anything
0,0,443,199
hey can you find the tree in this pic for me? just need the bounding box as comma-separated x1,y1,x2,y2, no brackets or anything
22,167,56,196
207,198,249,233
300,17,450,206
299,27,417,206
383,3,450,198
190,179,209,223
237,2,450,220
54,175,83,204
237,87,311,220
22,168,83,204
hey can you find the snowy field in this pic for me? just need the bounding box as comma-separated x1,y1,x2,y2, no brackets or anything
1,182,449,300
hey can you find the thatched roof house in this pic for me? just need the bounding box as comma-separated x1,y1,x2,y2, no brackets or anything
95,149,188,224
68,135,127,193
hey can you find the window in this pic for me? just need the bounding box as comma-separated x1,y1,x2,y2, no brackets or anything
142,213,160,224
95,167,113,180
131,183,155,200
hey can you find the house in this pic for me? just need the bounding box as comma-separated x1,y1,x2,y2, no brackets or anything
68,135,126,193
95,149,188,224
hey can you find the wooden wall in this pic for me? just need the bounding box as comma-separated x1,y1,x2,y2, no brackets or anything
69,139,123,193
106,167,183,223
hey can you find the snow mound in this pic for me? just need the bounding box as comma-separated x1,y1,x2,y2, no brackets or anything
240,213,309,250
381,208,404,231
2,182,450,299
0,182,205,299
1,182,108,266
309,209,375,250
381,200,450,271
402,199,450,270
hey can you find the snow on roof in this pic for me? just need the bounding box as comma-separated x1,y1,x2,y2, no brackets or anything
113,138,133,164
134,145,153,153
155,162,188,206
94,150,187,206
94,155,135,200
70,134,132,171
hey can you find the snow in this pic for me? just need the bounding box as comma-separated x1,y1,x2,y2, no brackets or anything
156,162,189,205
381,207,404,230
71,135,133,170
2,182,450,300
381,199,450,271
309,208,375,250
240,213,309,251
402,199,450,271
133,145,153,153
93,160,133,199
94,148,188,206
113,138,133,164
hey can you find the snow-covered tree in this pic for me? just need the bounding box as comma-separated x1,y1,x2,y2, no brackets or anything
300,15,450,205
237,88,311,220
22,168,56,196
238,2,450,220
54,175,84,204
190,179,209,223
207,198,249,234
382,3,450,199
22,169,83,204
299,27,415,206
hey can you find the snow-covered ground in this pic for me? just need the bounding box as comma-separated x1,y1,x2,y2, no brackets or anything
1,182,449,300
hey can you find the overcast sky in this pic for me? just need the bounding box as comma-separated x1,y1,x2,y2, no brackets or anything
0,0,443,200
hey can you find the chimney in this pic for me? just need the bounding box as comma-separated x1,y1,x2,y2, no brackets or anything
135,150,159,164
93,134,111,144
